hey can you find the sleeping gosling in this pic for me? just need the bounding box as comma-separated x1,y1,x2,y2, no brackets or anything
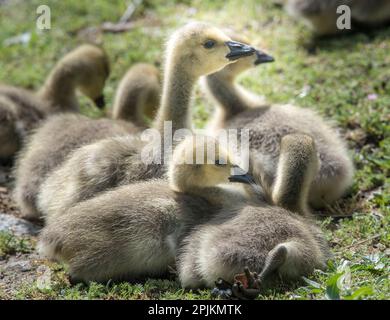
38,135,252,283
177,134,330,292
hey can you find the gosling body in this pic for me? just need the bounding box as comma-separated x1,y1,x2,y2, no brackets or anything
13,114,134,220
38,180,212,282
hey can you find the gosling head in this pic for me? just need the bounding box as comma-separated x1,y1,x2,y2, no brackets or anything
165,22,257,78
114,63,161,123
209,30,274,80
169,135,255,192
135,64,161,120
61,44,110,109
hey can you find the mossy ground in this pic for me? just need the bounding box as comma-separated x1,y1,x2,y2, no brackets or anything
0,0,388,300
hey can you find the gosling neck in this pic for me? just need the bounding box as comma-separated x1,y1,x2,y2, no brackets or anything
37,64,79,113
112,86,146,127
271,153,315,217
205,72,252,125
175,182,228,207
154,61,195,134
170,169,241,207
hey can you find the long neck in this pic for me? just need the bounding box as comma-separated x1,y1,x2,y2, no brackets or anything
271,147,317,216
205,73,253,130
112,86,145,127
37,63,79,113
154,62,194,134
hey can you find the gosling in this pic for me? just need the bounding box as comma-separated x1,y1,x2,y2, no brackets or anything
110,63,161,127
177,134,330,291
0,44,109,161
29,22,256,220
14,63,160,216
14,63,159,209
203,33,353,208
38,135,251,283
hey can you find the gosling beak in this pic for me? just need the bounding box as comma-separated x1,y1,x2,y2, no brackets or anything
94,95,105,109
254,50,274,65
225,41,255,61
228,165,257,185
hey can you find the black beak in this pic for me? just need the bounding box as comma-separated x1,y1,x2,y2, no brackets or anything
254,50,274,65
94,95,105,109
228,165,257,185
225,41,255,61
228,173,255,184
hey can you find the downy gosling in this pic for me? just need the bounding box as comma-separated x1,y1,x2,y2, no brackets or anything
203,32,353,208
178,134,330,293
13,62,166,220
14,61,165,220
38,135,252,283
24,22,256,221
0,44,109,161
110,63,161,127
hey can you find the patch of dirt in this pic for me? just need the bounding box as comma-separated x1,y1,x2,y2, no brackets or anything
0,164,45,299
0,251,47,298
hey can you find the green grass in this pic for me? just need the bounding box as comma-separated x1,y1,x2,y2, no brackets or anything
0,0,388,300
0,231,34,257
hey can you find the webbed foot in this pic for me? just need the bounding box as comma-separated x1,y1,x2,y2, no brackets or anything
210,278,233,299
210,267,262,300
231,266,261,300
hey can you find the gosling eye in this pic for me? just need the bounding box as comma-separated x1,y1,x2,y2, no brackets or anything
215,159,227,166
203,40,216,49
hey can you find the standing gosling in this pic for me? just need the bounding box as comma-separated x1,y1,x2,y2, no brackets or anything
204,35,353,208
285,0,390,35
0,44,109,161
32,22,256,220
177,134,330,291
38,136,252,283
111,63,161,127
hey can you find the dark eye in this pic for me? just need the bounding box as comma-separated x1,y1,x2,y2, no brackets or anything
215,159,226,166
203,40,216,49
